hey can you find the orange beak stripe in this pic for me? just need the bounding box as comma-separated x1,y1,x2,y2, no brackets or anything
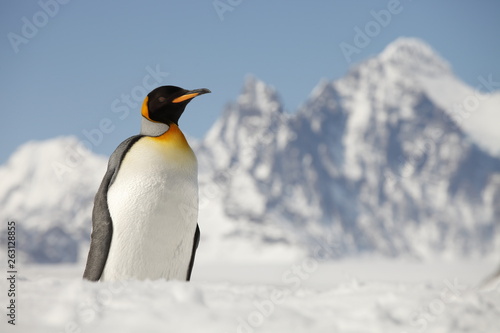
172,92,200,104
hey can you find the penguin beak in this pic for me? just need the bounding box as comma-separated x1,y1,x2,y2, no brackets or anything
172,88,211,104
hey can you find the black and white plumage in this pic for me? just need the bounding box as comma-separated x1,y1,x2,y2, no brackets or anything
83,86,210,282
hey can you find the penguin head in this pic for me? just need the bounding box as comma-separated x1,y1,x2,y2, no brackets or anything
142,86,211,125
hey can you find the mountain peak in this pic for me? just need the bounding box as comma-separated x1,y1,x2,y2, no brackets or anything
378,37,451,76
237,75,283,113
202,75,285,166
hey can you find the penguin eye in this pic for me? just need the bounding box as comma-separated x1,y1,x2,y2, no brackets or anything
158,97,166,103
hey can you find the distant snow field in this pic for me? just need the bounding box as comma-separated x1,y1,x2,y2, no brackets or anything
1,259,499,333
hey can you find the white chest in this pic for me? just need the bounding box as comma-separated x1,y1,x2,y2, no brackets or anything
101,138,198,281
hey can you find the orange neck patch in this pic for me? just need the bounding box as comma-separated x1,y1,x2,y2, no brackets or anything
153,123,190,147
144,123,196,165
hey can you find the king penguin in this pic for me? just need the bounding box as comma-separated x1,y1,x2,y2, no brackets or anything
83,85,211,282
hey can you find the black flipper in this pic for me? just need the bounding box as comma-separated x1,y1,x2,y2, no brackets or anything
83,135,143,281
186,224,200,281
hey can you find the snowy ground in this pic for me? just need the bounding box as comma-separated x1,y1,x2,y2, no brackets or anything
1,258,499,333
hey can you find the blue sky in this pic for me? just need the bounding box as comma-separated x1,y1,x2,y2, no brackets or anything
1,0,499,162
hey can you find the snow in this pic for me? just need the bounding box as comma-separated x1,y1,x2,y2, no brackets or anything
378,37,500,157
1,37,500,332
1,259,499,333
343,93,370,181
417,74,500,157
379,37,452,77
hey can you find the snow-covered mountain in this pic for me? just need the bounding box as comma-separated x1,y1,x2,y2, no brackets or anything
197,38,500,260
1,37,500,263
0,137,107,262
